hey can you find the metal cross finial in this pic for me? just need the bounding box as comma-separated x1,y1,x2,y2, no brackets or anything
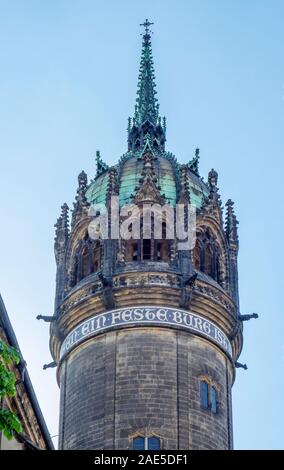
140,18,154,35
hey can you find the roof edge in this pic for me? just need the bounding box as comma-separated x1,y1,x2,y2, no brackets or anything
0,294,54,450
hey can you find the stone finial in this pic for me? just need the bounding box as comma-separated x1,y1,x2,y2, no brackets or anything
78,170,88,191
188,148,200,176
200,168,223,224
95,150,109,177
71,171,90,227
208,168,218,190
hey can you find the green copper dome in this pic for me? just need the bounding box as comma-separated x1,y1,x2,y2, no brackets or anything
119,155,176,207
85,157,208,210
187,170,209,209
86,171,109,207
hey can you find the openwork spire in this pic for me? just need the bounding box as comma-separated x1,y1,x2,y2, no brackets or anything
134,19,159,126
54,203,69,264
128,20,166,154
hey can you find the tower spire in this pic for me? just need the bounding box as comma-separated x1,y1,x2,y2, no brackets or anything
134,19,159,126
128,20,166,154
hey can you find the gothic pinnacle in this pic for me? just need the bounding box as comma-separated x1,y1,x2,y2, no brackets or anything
106,166,118,202
139,151,158,185
78,170,88,191
178,165,191,204
208,168,218,190
54,203,69,237
71,171,90,227
95,150,109,177
200,168,223,223
127,117,132,135
133,149,165,204
225,199,239,245
188,148,200,176
54,203,69,264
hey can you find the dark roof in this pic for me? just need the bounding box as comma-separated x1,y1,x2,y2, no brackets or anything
0,294,54,450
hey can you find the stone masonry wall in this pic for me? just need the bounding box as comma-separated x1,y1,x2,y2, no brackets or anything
58,327,233,450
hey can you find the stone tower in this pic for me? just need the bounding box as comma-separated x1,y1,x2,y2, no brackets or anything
49,20,249,450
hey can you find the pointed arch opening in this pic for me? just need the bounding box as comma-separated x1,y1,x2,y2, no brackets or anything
192,226,226,288
69,234,102,288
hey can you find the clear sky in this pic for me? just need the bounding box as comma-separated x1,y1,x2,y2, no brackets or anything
0,0,283,450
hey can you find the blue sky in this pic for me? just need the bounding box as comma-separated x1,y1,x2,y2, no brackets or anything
0,0,283,449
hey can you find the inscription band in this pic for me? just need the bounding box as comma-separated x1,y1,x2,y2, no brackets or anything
60,306,233,360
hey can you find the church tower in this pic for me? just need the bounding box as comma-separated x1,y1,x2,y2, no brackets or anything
49,21,250,450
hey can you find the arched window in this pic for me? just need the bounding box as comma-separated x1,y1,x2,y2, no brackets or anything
69,236,102,288
124,216,170,263
93,242,101,272
204,243,213,277
132,435,161,450
200,380,209,409
199,379,219,414
211,386,218,414
70,255,79,288
133,436,145,450
193,229,225,287
81,245,91,278
193,239,202,270
157,241,170,261
216,254,221,284
148,436,161,450
125,240,138,262
142,239,151,260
